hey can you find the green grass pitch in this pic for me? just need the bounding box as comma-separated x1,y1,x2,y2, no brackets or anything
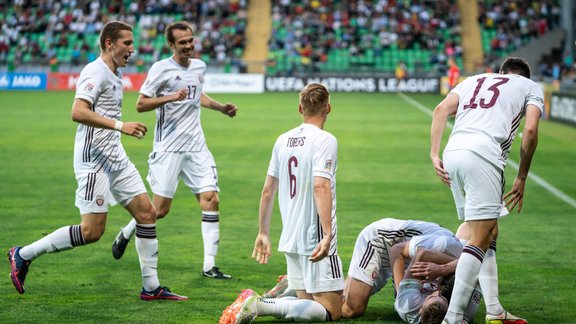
0,90,575,323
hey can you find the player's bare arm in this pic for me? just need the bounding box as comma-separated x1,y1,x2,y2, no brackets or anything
136,89,187,113
410,248,458,280
504,104,541,213
390,242,410,290
253,175,278,264
430,93,459,187
310,176,332,262
71,98,147,139
200,93,238,117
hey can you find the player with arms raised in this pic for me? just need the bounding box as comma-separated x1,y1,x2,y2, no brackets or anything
430,56,544,324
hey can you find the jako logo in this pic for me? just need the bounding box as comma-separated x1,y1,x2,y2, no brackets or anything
12,75,42,87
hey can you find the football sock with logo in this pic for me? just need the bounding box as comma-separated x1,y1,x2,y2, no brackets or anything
135,224,160,291
257,296,329,321
479,240,505,316
19,225,85,261
444,245,485,324
201,211,220,272
122,219,137,240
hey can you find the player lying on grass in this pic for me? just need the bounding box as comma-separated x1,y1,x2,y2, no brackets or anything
390,230,480,324
261,221,527,324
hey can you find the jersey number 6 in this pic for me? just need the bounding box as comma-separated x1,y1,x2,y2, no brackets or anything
288,156,298,199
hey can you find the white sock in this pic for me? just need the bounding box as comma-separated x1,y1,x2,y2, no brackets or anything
463,285,482,323
135,224,160,291
201,211,219,272
19,225,85,261
445,245,485,324
122,218,137,240
257,297,329,322
479,241,504,316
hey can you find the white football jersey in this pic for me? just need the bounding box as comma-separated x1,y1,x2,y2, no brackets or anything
74,57,129,173
268,123,338,255
363,218,450,265
445,73,544,169
395,224,462,324
140,58,207,152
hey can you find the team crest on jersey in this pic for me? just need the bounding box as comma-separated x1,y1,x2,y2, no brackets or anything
95,195,105,206
84,82,94,92
198,74,204,83
324,159,332,170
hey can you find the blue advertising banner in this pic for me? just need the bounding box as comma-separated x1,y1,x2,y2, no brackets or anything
0,72,47,90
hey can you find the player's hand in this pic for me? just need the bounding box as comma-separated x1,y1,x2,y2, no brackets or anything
171,88,188,102
503,177,526,213
410,261,445,280
121,122,147,140
221,103,238,117
431,156,451,187
309,235,331,262
252,233,272,264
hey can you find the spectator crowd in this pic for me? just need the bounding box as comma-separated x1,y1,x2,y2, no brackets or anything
0,0,568,77
0,0,247,70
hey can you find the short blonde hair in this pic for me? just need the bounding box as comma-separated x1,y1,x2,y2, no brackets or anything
299,83,330,116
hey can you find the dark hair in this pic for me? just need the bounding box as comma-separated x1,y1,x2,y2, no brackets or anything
500,56,531,79
165,21,194,45
99,21,132,50
420,301,448,324
299,83,330,116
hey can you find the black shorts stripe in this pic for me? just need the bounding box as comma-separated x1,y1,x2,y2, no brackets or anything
359,242,375,269
85,173,96,201
330,255,342,279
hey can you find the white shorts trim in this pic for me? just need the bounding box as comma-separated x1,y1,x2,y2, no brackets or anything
285,252,345,294
147,151,219,198
443,150,505,221
75,162,147,214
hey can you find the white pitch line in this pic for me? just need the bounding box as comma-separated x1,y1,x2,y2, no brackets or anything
398,92,576,209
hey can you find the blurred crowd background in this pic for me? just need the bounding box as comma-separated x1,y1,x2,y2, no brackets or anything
0,0,574,84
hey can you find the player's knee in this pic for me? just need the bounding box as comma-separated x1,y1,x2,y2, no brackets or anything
81,226,105,243
199,191,219,210
155,206,170,219
138,206,157,224
327,307,342,321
